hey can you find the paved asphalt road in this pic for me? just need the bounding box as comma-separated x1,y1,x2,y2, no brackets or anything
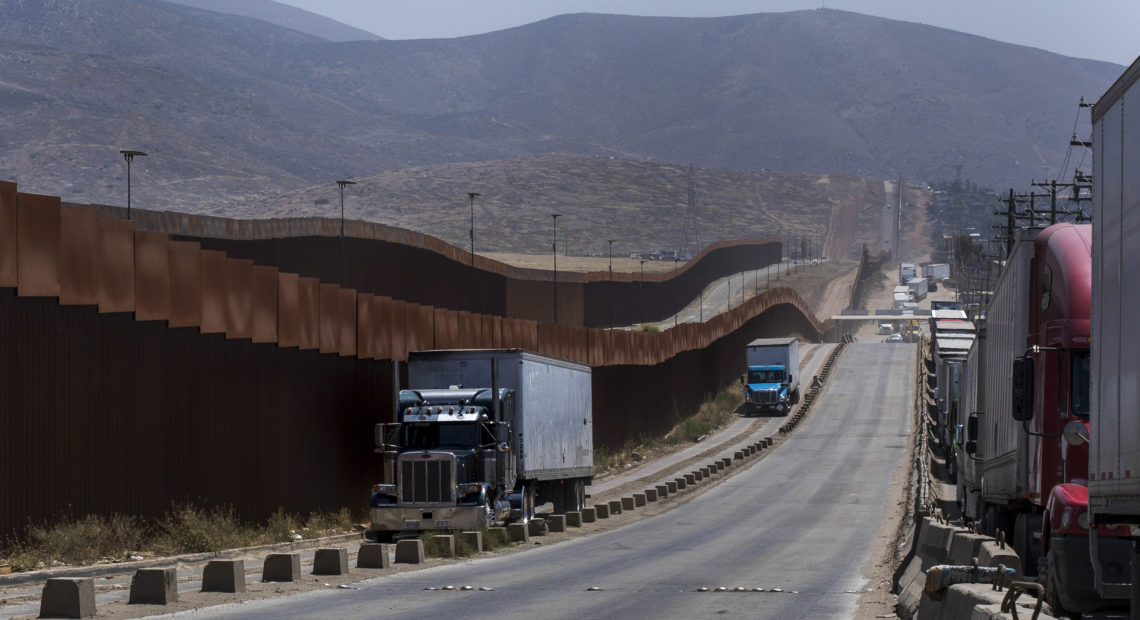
182,343,915,620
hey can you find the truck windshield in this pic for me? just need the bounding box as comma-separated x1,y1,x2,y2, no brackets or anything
748,369,784,383
1071,351,1090,418
403,422,478,450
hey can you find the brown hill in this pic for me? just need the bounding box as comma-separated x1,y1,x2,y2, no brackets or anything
0,2,1121,231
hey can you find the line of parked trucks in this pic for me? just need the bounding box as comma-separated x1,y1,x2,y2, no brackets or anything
933,57,1140,617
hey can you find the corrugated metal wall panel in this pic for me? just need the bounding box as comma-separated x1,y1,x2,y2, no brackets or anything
277,271,300,348
135,231,171,321
357,293,374,359
297,277,319,350
60,206,100,306
338,288,356,357
200,250,227,334
97,218,136,314
16,192,61,297
168,240,202,328
224,258,254,340
0,182,16,286
319,283,340,355
251,265,278,344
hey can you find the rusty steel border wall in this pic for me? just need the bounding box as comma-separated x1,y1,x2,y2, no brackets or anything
2,182,827,536
72,201,781,329
847,243,891,311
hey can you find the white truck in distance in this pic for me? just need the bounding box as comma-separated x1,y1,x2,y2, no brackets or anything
368,349,593,541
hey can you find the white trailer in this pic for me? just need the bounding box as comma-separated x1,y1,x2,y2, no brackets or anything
978,229,1037,506
1088,56,1140,602
906,276,928,301
956,339,984,520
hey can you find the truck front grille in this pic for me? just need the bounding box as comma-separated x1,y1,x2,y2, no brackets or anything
399,455,454,504
753,390,778,405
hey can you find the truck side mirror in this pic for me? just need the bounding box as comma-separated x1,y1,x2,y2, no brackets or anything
740,374,746,385
1011,357,1034,421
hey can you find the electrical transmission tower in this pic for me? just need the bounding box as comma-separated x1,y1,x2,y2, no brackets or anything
679,164,703,260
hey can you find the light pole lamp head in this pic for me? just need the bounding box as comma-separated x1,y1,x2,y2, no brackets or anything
120,149,147,163
336,179,356,190
467,192,481,200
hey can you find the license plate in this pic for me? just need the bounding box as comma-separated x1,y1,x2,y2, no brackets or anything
435,520,450,528
403,520,420,529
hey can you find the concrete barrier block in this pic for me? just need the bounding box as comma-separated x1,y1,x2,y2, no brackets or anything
595,503,610,519
948,532,990,567
621,496,635,511
646,488,659,502
460,531,483,552
262,553,301,582
357,543,391,569
312,547,350,575
608,499,622,515
566,511,583,527
969,602,1058,620
674,477,687,490
701,467,711,477
721,457,732,468
40,577,95,618
976,541,1022,579
656,484,669,497
933,583,1047,620
895,556,925,620
527,519,548,537
684,474,696,486
734,451,744,460
129,567,179,605
766,437,773,447
426,534,456,557
581,507,597,523
546,515,566,533
394,539,425,564
202,560,245,593
692,470,703,481
916,517,959,565
508,523,529,542
633,493,646,507
666,481,677,494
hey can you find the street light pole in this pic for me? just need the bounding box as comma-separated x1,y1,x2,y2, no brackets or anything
607,239,615,329
336,180,355,287
552,214,561,324
468,192,481,315
639,260,646,325
673,256,679,327
120,150,147,220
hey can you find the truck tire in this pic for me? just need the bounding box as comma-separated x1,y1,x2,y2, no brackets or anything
791,388,800,405
1042,550,1075,619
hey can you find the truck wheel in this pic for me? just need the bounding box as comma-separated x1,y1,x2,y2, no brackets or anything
791,389,800,405
1042,550,1074,619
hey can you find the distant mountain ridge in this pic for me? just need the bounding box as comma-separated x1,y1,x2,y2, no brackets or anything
161,0,383,42
0,2,1122,221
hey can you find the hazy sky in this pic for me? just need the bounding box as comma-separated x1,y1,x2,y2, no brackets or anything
276,0,1136,66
